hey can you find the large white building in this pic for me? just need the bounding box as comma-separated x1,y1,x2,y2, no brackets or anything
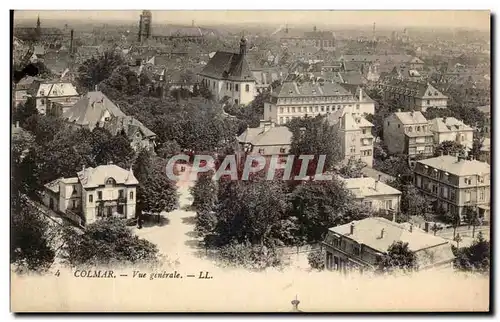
263,81,375,125
43,164,139,226
30,80,80,115
198,37,257,106
428,117,474,150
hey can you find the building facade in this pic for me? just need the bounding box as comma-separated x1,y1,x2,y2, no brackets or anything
237,120,292,157
322,217,455,272
43,164,139,226
428,117,474,150
378,79,448,112
341,177,401,214
30,80,80,115
198,37,257,105
383,111,434,158
327,107,374,167
264,81,375,125
413,155,490,222
280,26,336,51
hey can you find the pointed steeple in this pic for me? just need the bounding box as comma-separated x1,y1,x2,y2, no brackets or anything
239,35,247,56
36,15,41,28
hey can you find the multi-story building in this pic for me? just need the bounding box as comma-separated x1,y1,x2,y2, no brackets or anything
264,81,375,125
198,37,257,105
29,80,80,115
62,91,157,151
378,79,448,112
341,176,401,215
43,163,139,226
413,155,490,222
322,217,455,272
13,76,42,108
428,117,474,150
383,111,434,159
327,107,374,166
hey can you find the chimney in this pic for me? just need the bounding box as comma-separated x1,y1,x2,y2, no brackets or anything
397,109,402,113
424,222,430,233
108,161,113,165
350,222,355,234
15,121,19,128
359,88,363,102
94,84,98,92
410,111,414,117
380,228,385,239
82,164,85,172
409,224,413,233
374,174,381,190
70,29,74,54
442,116,447,123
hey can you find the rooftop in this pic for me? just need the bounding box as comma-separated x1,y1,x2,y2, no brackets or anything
77,164,139,189
393,111,428,125
199,50,254,82
417,155,490,176
273,81,352,98
329,217,453,254
341,177,402,198
428,117,473,133
237,123,292,149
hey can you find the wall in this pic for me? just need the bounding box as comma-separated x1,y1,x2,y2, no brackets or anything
58,181,81,214
362,194,401,213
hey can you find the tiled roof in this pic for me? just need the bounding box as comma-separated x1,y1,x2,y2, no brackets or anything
417,155,490,176
428,117,473,133
330,217,454,254
33,81,79,98
44,177,79,193
237,124,292,149
341,177,401,198
381,79,447,99
62,91,126,129
77,164,139,189
393,111,428,125
340,84,375,103
199,51,254,81
104,115,157,139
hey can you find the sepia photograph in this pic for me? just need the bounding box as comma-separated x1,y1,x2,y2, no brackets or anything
9,9,491,313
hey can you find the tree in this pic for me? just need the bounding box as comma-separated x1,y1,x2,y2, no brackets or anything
453,232,490,273
157,140,181,159
434,140,466,157
133,149,178,222
400,185,431,220
190,171,217,211
11,197,56,273
290,179,367,243
377,241,417,273
463,206,481,238
338,157,366,178
307,249,326,271
288,115,343,176
13,97,38,125
195,210,218,238
61,217,160,267
216,242,284,271
76,50,126,92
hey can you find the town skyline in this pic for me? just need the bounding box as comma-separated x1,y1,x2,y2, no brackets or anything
14,10,491,31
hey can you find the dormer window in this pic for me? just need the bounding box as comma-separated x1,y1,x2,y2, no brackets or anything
105,178,116,186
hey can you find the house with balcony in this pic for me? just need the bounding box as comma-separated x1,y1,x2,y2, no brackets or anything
383,111,434,159
264,81,375,126
43,163,139,226
378,79,447,112
428,117,474,150
327,107,374,167
413,155,490,222
322,217,455,273
340,176,401,216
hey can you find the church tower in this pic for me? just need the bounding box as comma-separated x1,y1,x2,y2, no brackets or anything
239,36,247,56
36,15,41,39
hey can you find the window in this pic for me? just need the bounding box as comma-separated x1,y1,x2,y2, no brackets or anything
321,106,325,112
106,178,116,186
333,237,340,248
226,83,229,90
230,83,233,90
408,127,413,132
417,126,421,132
235,84,239,92
130,191,134,200
362,129,366,134
89,194,93,203
279,117,284,124
41,99,46,106
427,100,430,105
354,246,361,256
291,107,295,113
356,104,360,110
364,201,373,208
478,176,484,183
333,256,340,271
280,147,286,154
235,99,238,105
315,106,318,112
72,200,76,209
280,107,283,113
245,84,249,92
258,148,265,154
72,185,77,195
479,189,485,200
119,189,124,199
309,107,313,112
98,191,102,200
387,121,390,126
398,124,401,128
465,190,471,203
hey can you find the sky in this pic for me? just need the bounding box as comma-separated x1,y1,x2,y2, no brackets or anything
14,10,490,30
